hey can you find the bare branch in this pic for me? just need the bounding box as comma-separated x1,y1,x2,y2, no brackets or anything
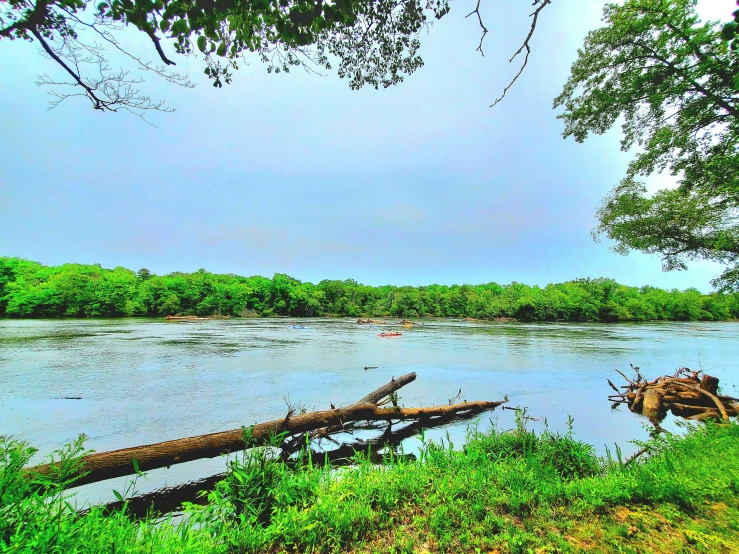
59,9,193,87
34,29,176,123
491,0,552,107
31,27,110,111
465,0,488,56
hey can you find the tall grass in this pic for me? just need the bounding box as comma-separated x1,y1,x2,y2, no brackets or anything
2,417,738,553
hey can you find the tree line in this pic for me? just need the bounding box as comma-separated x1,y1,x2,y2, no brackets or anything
1,257,738,322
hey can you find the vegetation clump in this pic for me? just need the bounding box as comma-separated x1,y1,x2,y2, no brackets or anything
2,256,739,321
2,417,739,552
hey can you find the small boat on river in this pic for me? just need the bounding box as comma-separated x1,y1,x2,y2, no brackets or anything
377,331,402,337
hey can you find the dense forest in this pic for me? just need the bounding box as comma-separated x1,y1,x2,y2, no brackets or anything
1,257,738,322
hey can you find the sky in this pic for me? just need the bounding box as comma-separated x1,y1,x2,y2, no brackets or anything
0,0,732,291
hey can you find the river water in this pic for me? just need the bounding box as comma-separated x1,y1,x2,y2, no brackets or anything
1,318,737,507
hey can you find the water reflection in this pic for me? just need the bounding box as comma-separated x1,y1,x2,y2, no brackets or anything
1,318,737,507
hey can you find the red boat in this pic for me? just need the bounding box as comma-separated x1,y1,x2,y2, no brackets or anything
377,331,402,337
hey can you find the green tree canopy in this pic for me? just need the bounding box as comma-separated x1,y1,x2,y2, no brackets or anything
2,256,738,321
0,0,550,115
554,0,739,291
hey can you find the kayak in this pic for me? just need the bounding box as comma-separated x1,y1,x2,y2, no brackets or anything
377,332,402,337
290,325,308,329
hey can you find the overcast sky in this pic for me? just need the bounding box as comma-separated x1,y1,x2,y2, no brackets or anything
0,1,731,291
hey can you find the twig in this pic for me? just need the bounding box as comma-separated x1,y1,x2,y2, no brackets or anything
465,0,488,56
608,379,624,395
624,447,648,466
31,28,110,111
615,369,637,386
502,406,539,421
491,0,552,107
448,388,463,405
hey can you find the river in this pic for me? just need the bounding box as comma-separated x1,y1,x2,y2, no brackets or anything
1,318,737,507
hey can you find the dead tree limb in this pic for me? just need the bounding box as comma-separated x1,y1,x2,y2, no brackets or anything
490,0,552,107
609,367,738,426
350,372,416,407
94,408,482,520
279,372,417,457
27,400,505,488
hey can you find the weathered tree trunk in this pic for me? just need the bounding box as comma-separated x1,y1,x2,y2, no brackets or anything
700,374,719,395
642,389,666,421
27,400,505,488
95,407,484,520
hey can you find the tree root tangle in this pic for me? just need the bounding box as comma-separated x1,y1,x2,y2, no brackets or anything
609,365,739,426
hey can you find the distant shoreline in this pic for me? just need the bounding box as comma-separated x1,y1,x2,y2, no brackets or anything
2,257,738,323
2,315,739,324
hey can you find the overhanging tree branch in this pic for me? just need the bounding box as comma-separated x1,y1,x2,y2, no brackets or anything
5,0,552,115
631,39,739,119
31,27,110,110
143,25,176,66
491,0,551,107
58,8,192,87
465,0,488,56
0,0,50,38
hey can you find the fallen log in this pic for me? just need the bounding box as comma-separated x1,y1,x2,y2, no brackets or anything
95,408,484,520
686,410,726,422
27,399,505,489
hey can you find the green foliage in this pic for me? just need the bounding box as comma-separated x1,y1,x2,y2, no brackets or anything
2,257,739,321
469,412,601,482
0,434,92,549
721,1,739,54
3,420,739,552
0,0,450,110
555,0,739,291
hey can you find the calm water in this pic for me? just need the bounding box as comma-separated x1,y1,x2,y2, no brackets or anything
1,318,737,507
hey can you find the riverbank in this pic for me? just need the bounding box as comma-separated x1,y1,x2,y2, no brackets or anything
3,419,738,553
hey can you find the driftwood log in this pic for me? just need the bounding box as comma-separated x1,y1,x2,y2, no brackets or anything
26,372,506,490
87,373,500,518
97,408,479,519
609,365,739,424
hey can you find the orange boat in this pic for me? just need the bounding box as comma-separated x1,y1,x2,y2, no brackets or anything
377,331,402,337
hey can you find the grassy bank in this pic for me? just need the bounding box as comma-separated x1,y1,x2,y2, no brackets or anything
2,418,739,553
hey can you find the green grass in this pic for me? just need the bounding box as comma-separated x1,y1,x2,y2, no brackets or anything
2,416,739,553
